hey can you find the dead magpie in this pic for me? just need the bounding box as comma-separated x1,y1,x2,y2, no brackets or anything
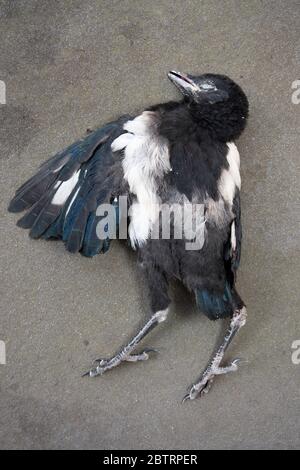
8,71,249,400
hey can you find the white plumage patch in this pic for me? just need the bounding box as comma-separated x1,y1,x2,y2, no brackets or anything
112,112,170,248
52,170,80,206
231,221,236,252
226,142,241,189
65,186,81,217
205,143,241,228
218,142,241,206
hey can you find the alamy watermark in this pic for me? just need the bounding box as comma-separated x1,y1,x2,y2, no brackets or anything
291,80,300,104
0,80,6,104
0,340,6,365
291,340,300,365
96,196,206,251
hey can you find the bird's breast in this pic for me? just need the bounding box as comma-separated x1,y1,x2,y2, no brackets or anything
111,111,171,248
111,114,241,249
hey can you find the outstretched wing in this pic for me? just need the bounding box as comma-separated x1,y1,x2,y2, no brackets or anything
8,115,132,257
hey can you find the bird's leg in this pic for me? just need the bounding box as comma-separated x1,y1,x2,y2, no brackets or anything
183,307,247,401
84,309,169,377
84,264,170,378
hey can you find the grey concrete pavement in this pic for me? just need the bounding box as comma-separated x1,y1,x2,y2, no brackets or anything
0,0,299,449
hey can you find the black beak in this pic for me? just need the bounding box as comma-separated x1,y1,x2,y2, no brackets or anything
167,70,197,93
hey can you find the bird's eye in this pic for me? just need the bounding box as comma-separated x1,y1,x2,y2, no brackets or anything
199,82,216,91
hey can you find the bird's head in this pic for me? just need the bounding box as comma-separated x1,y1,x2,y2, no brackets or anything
168,70,246,106
167,71,249,140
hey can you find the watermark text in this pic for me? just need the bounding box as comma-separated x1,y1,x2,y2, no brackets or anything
291,80,300,104
291,340,300,365
0,340,6,365
95,197,206,251
0,80,6,104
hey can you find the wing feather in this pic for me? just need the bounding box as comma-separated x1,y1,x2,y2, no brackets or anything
8,115,132,256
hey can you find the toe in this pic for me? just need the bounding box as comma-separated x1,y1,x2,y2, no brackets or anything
82,368,97,378
125,348,159,362
182,385,199,402
93,357,109,365
182,377,215,402
231,357,248,366
142,347,159,354
182,393,192,403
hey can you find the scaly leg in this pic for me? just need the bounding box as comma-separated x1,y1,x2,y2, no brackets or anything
183,307,247,401
83,264,170,377
83,309,169,377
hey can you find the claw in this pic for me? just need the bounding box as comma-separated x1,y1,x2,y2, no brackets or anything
182,394,190,403
82,362,109,378
82,368,102,378
82,371,91,378
141,347,159,354
230,357,248,366
182,378,213,402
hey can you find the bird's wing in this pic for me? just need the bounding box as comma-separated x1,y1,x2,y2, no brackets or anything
8,115,132,257
195,190,243,319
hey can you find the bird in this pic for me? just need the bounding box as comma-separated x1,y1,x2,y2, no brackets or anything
8,71,249,401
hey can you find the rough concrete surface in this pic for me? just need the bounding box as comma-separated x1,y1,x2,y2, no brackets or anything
0,0,299,450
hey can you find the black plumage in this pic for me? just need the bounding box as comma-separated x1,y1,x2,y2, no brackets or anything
8,71,249,400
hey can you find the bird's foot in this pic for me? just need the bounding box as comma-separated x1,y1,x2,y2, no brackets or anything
83,348,158,378
182,358,243,402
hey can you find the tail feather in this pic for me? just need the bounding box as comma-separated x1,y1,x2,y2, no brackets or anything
195,283,243,320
